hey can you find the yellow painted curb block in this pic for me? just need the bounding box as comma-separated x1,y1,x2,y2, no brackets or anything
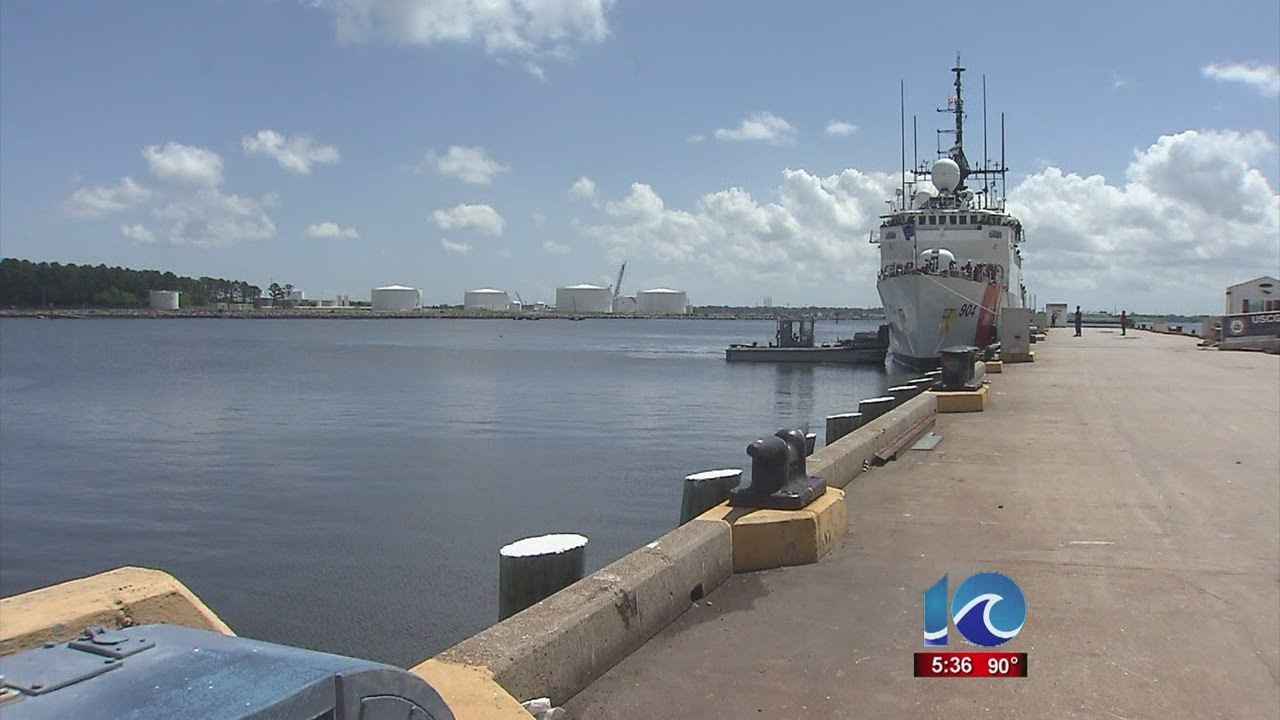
698,488,848,573
930,384,989,413
0,566,234,657
1033,333,1047,342
1004,350,1035,363
410,659,530,720
986,360,1003,374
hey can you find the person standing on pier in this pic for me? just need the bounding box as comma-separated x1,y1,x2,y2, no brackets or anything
1074,306,1083,337
1120,310,1127,336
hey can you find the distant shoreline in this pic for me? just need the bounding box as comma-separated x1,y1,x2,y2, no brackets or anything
0,308,887,321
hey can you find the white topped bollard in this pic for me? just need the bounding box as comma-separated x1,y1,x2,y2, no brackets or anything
679,469,743,525
825,412,862,446
499,533,588,621
858,396,897,424
805,432,817,456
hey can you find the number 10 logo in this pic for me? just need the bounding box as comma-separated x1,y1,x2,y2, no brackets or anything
923,573,1026,648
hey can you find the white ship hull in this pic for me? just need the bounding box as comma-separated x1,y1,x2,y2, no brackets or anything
877,274,1003,370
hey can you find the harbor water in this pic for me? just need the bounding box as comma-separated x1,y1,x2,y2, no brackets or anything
0,318,911,666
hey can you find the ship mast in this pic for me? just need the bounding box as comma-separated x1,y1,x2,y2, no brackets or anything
949,54,970,187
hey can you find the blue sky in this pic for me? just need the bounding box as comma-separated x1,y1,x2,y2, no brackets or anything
2,0,1277,313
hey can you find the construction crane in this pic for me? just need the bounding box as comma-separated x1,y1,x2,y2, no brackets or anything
612,261,627,299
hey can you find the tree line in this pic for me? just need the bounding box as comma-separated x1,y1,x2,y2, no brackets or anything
0,258,262,308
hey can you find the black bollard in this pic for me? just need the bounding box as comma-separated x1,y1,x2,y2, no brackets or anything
729,429,827,510
679,469,742,525
499,534,588,621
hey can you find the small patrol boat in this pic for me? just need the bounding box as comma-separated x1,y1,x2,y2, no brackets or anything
725,318,889,364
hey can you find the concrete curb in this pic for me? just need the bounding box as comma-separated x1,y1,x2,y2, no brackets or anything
435,517,732,705
0,566,234,657
806,392,938,490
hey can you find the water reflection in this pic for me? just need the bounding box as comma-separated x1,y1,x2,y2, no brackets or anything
772,364,817,431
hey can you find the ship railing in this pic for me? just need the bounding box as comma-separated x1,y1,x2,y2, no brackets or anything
878,262,1007,286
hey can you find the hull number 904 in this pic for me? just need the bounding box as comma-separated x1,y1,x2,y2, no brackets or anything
958,303,977,318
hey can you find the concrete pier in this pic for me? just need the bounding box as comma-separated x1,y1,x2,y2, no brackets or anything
565,329,1280,719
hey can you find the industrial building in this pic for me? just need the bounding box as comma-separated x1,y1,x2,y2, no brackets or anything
637,288,689,314
371,285,421,310
1225,276,1279,313
149,290,180,310
464,288,511,311
556,284,612,313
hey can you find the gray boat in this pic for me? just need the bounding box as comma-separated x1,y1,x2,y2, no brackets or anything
725,319,889,364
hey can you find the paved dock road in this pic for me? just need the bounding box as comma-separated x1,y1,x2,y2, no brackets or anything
566,329,1280,719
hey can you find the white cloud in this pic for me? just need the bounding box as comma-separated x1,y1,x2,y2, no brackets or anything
1008,129,1279,309
568,176,598,201
305,222,360,239
312,0,614,62
431,203,505,234
525,61,546,80
65,177,152,217
825,120,858,137
583,129,1278,312
120,223,155,244
67,142,276,247
424,146,510,184
243,130,340,175
543,239,569,254
143,143,223,186
441,238,472,255
1202,63,1280,96
714,113,796,144
150,189,276,248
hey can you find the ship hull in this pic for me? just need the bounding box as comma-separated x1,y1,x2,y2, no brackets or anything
877,274,1003,370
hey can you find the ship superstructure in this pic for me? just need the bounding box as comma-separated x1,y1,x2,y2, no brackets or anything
873,58,1027,370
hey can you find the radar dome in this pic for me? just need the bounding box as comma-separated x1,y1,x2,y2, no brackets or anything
912,185,937,209
931,158,961,192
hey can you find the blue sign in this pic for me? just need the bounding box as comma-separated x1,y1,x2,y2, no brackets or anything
923,573,1026,648
1223,312,1280,338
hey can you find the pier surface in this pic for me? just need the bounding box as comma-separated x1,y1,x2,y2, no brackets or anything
566,330,1280,718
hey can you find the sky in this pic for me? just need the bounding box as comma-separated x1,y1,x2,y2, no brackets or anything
1,0,1277,314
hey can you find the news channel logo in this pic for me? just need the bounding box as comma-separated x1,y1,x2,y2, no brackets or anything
923,573,1026,647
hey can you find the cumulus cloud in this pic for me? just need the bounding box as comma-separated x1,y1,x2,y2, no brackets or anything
311,0,614,71
305,222,360,239
568,176,598,201
1202,63,1280,96
143,143,223,186
65,177,152,217
150,190,276,248
583,129,1278,312
424,146,510,184
243,130,340,175
543,239,569,254
441,238,472,255
120,223,156,243
67,142,277,247
825,120,858,137
714,113,795,144
1009,129,1279,310
431,203,505,234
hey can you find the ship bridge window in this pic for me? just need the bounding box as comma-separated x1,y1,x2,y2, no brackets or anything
989,230,1002,238
928,215,936,225
949,215,957,225
884,231,897,239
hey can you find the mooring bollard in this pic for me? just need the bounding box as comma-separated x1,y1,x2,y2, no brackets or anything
729,428,826,510
825,412,862,446
909,376,936,391
679,469,742,525
939,346,980,390
498,533,588,621
858,396,897,424
804,432,817,456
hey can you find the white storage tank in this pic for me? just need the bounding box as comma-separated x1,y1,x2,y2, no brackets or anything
149,290,180,310
556,284,612,313
464,288,511,311
637,288,688,315
371,284,422,310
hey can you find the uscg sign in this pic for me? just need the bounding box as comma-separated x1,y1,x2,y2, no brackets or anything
1224,312,1280,337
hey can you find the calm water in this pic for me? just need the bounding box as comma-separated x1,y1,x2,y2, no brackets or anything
0,318,911,666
